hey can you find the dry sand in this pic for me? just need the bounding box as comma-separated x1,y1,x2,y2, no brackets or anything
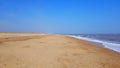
0,33,120,68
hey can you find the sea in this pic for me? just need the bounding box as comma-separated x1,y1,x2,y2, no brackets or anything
68,34,120,53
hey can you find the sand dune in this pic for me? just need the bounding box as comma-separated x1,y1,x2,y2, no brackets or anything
0,33,120,68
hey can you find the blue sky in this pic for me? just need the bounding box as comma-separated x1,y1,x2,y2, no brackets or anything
0,0,120,34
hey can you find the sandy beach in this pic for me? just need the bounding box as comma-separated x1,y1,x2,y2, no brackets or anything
0,33,120,68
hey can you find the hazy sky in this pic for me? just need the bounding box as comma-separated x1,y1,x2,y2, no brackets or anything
0,0,120,34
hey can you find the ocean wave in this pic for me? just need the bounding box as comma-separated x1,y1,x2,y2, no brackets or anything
68,35,120,52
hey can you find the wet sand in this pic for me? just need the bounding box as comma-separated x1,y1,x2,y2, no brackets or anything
0,33,120,68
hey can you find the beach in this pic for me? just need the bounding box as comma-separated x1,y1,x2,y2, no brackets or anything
0,33,120,68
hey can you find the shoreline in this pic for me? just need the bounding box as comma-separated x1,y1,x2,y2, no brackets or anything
69,35,120,54
69,35,120,53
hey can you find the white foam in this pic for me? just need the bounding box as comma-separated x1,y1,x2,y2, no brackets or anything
68,35,120,52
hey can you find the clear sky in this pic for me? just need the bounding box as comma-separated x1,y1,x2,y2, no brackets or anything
0,0,120,34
